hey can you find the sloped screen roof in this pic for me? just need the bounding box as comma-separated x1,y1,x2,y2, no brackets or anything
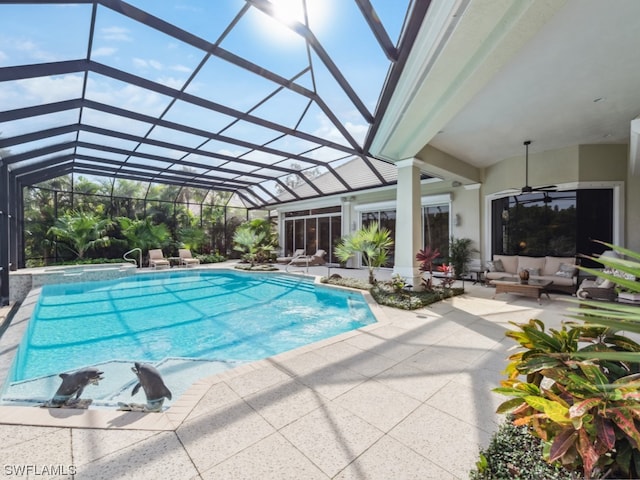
0,0,430,208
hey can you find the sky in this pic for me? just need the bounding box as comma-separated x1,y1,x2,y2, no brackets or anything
0,0,412,204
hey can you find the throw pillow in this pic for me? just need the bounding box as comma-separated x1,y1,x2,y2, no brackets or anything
486,261,495,272
598,279,614,289
555,263,577,278
493,259,505,272
526,268,540,276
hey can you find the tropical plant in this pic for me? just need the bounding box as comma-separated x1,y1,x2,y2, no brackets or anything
232,218,278,264
178,224,207,253
117,217,170,256
494,242,640,479
233,227,265,267
436,263,455,289
416,245,440,290
389,273,408,293
47,211,114,259
449,236,476,279
334,222,394,285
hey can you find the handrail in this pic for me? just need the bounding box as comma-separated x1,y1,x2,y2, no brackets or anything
285,254,309,274
123,248,142,268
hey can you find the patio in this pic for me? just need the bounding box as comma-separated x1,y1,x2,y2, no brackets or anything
0,274,573,479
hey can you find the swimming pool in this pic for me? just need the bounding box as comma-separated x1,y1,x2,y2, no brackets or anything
1,270,376,408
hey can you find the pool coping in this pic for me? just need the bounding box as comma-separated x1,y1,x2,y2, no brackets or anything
0,268,390,431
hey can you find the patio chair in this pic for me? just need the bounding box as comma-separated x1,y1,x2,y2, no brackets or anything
179,248,200,267
276,248,306,264
149,249,170,269
289,249,326,266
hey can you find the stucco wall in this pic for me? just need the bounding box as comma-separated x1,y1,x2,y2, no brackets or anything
627,171,640,251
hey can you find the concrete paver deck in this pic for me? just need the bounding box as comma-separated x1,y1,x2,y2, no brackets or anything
0,266,573,479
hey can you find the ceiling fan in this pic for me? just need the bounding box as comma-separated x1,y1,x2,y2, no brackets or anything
517,140,557,194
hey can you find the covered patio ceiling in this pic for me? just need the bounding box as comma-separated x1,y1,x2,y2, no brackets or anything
0,0,430,209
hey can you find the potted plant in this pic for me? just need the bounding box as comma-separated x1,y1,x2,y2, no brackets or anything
449,236,476,280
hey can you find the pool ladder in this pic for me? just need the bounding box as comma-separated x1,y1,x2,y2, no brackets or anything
123,248,142,268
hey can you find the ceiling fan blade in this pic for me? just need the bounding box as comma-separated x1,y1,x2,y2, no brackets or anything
532,185,557,191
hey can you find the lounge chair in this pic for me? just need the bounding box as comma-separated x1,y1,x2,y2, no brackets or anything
149,249,170,269
276,248,306,264
289,249,326,266
179,248,200,267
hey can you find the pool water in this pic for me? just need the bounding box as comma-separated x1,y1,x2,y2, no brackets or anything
2,270,376,407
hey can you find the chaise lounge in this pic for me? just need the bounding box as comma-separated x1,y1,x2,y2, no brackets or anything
288,249,326,266
179,249,200,267
276,248,305,264
149,249,170,269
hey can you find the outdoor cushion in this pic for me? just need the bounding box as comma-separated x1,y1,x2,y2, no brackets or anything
487,260,504,272
555,263,577,278
494,255,517,273
544,256,576,276
517,256,545,273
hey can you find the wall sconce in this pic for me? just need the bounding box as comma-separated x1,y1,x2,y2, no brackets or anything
454,213,461,226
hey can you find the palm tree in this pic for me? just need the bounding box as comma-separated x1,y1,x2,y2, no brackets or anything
335,222,394,285
449,236,476,279
233,228,265,267
118,217,170,254
47,211,114,259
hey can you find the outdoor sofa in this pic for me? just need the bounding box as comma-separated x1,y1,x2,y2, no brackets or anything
485,254,578,294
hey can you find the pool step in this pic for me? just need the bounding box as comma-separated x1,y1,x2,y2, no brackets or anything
264,275,316,292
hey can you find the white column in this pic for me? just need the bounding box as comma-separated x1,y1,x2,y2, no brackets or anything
393,159,424,290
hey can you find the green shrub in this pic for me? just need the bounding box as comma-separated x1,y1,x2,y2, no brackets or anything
321,275,372,290
196,252,227,264
470,417,573,480
370,282,463,310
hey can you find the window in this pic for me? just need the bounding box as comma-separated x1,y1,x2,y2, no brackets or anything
491,190,613,263
422,205,449,261
283,211,341,263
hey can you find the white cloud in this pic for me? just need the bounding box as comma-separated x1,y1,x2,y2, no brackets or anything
91,46,117,58
133,58,163,71
15,75,84,105
101,26,132,42
0,50,8,64
312,113,367,145
86,79,168,118
14,39,57,63
132,58,148,69
171,64,192,73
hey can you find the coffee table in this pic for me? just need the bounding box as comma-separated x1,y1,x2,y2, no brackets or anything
490,277,553,304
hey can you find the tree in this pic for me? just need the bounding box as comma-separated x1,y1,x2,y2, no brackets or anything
274,162,322,194
335,222,394,285
47,211,114,259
